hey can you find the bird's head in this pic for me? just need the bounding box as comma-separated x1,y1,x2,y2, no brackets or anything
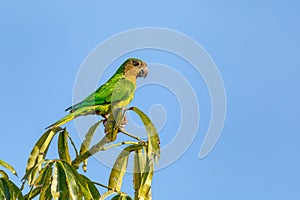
122,58,148,79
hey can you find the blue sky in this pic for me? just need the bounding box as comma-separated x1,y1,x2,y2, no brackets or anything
1,0,300,199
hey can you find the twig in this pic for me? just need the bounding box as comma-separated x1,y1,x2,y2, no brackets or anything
72,135,110,167
119,129,144,142
90,181,110,190
101,141,140,151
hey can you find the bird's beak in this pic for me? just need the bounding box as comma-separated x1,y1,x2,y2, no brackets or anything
138,63,148,78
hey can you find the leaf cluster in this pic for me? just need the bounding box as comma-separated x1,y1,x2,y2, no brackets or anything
0,107,160,200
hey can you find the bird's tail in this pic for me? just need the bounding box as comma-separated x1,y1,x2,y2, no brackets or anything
46,113,75,129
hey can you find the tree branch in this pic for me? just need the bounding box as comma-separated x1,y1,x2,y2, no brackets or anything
119,129,144,142
72,135,110,167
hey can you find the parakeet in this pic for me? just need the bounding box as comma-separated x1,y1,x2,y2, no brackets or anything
46,58,148,129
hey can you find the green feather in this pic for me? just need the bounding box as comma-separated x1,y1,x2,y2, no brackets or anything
47,58,140,129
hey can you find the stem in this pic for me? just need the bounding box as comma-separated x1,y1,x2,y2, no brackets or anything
91,181,129,197
67,134,79,157
90,181,110,190
102,141,140,151
72,125,145,167
72,135,110,167
119,129,144,142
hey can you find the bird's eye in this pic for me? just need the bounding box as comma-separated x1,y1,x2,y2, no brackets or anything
132,60,139,66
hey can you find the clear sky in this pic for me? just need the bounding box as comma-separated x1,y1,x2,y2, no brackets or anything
1,0,300,199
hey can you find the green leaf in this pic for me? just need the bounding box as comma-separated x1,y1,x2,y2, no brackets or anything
145,189,152,200
125,195,133,200
56,161,79,199
61,161,94,199
129,107,160,163
35,161,55,200
25,128,62,174
109,145,143,192
34,163,52,187
50,162,60,199
133,149,146,199
0,178,11,200
39,182,51,200
24,187,41,200
112,194,133,200
67,134,79,157
138,158,154,200
0,160,18,177
80,174,101,199
0,179,5,200
111,194,122,200
23,159,51,186
79,120,102,172
100,190,116,200
24,165,51,198
52,161,94,199
0,178,24,200
105,108,124,142
25,161,41,186
24,161,54,198
53,161,71,199
58,129,72,164
5,179,24,200
0,170,9,179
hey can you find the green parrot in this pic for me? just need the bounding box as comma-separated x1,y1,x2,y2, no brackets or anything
46,58,148,129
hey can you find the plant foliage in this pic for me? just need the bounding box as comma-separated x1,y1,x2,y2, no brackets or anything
1,107,160,199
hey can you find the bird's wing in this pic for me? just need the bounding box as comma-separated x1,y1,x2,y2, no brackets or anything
66,77,135,112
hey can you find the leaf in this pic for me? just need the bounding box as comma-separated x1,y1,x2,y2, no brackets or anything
56,161,79,200
5,179,24,200
138,158,154,200
24,187,41,200
112,194,133,200
31,161,54,200
0,178,9,200
0,160,18,177
51,161,92,199
145,189,152,200
67,134,79,157
25,160,43,186
34,163,53,187
126,195,133,200
109,145,143,192
111,194,122,200
24,161,53,199
61,161,94,199
0,180,5,200
124,195,133,200
79,120,102,172
105,108,124,142
100,190,116,200
0,178,11,200
58,129,72,164
129,107,160,163
25,128,62,174
0,170,9,179
50,162,60,199
133,149,146,193
23,159,51,186
0,178,24,200
80,174,101,199
39,183,52,200
53,161,72,199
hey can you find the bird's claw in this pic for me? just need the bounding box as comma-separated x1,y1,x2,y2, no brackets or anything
118,124,126,132
121,114,128,125
102,118,108,127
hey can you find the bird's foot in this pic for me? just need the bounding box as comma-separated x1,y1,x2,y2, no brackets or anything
118,124,126,132
102,118,108,127
121,114,128,125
